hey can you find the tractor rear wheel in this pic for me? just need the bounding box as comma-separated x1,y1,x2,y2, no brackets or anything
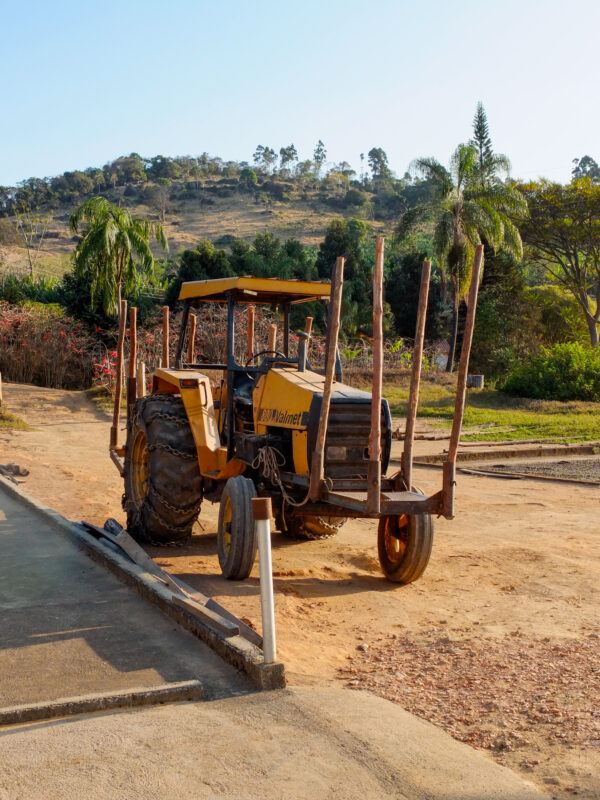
217,476,257,580
377,511,433,584
123,394,202,544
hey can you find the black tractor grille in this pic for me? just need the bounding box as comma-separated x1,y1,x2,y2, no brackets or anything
325,401,391,479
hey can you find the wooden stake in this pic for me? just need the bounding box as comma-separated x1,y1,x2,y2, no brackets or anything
162,305,170,369
309,257,345,502
367,238,384,514
267,323,277,353
247,305,255,360
128,307,137,379
137,361,146,398
401,259,432,492
187,313,197,363
110,299,127,449
443,245,484,517
304,316,313,335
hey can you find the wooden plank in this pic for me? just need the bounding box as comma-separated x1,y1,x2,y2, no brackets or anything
137,361,146,398
267,323,277,353
247,305,255,360
442,245,484,518
187,313,197,363
171,595,239,637
401,259,432,490
367,237,384,513
309,256,345,502
110,299,127,449
162,305,170,368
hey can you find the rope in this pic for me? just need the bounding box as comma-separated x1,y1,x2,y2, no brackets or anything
252,445,311,508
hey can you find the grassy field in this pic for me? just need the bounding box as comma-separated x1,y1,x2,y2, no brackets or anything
380,377,600,442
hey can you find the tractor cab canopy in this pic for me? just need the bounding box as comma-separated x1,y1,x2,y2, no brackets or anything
178,276,331,306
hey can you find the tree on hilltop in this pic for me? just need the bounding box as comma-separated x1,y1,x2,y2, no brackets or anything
368,147,391,181
572,155,600,183
279,144,298,174
313,140,327,176
253,145,277,174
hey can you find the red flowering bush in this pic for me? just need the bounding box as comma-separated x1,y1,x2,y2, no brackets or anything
0,302,103,389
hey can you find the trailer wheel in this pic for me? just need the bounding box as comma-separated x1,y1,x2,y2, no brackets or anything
282,514,346,540
217,476,257,580
123,394,202,544
377,511,433,584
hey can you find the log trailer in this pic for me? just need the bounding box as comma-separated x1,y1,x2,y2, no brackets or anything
110,241,484,584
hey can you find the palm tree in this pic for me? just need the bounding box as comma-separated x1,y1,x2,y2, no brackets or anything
396,143,527,370
70,197,168,317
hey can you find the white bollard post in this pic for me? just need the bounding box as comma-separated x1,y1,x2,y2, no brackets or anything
252,497,277,664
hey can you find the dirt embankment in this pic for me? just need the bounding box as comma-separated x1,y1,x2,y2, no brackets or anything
1,382,599,799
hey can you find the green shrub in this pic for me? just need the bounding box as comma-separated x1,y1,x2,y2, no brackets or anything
502,342,600,401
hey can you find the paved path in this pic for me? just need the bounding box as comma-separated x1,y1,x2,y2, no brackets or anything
0,485,548,799
0,488,251,709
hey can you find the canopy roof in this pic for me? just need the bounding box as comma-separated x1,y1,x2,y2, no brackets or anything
178,276,331,305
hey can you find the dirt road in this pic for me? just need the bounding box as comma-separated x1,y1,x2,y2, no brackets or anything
2,383,599,799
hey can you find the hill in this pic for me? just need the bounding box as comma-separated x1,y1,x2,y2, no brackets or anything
0,151,418,277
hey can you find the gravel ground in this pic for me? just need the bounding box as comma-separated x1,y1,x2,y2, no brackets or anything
481,458,600,482
339,632,600,798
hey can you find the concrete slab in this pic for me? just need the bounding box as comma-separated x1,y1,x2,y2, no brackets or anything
0,688,549,799
0,489,251,712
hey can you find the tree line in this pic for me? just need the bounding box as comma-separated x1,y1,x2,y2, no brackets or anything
2,102,600,386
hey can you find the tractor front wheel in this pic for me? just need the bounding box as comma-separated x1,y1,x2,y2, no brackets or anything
377,511,433,584
123,394,202,544
217,476,257,580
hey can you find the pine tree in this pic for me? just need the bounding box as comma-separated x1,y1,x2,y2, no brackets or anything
471,102,493,177
470,102,509,187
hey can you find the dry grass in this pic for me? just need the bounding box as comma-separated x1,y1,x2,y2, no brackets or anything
0,408,31,430
0,188,391,275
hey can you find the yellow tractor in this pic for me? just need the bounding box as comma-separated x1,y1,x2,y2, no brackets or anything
117,247,483,584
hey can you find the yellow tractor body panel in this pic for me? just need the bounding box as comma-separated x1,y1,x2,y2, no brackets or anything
150,368,245,478
178,276,331,304
253,368,321,435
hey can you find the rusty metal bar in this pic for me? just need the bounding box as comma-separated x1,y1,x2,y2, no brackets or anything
309,257,345,502
442,244,484,517
110,299,127,450
367,237,384,514
247,305,255,360
401,259,432,491
162,305,170,368
187,313,197,364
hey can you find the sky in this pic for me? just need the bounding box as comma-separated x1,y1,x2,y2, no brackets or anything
1,0,598,187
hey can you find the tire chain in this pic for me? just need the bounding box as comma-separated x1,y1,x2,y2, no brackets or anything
149,478,202,516
122,496,194,547
144,411,189,427
147,442,198,460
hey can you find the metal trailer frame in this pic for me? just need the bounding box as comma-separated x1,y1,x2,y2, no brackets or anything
111,246,484,526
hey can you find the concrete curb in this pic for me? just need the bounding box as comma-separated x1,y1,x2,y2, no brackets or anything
393,441,600,465
0,478,285,692
0,681,205,727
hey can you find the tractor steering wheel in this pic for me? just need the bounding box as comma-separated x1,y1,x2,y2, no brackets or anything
245,350,287,368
